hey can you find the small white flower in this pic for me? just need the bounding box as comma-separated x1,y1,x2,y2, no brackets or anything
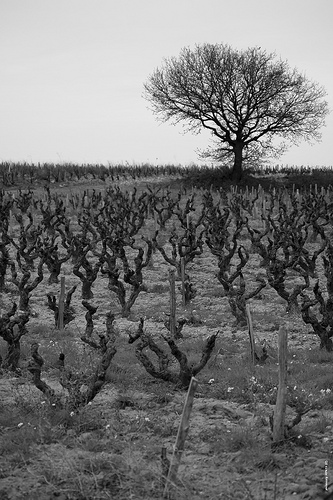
106,424,111,430
227,387,234,393
18,422,24,428
70,411,75,417
208,378,215,384
144,417,150,422
227,368,231,371
326,389,332,394
88,402,92,406
294,386,297,390
41,401,46,405
52,403,56,407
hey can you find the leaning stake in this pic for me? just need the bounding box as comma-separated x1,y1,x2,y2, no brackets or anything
180,257,186,307
168,269,176,337
273,326,288,442
163,376,199,498
246,303,255,365
57,276,65,330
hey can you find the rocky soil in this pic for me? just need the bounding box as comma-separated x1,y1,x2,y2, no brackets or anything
1,178,333,499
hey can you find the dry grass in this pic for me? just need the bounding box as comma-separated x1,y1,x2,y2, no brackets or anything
1,175,333,499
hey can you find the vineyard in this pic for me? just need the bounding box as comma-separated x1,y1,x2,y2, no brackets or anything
1,163,333,499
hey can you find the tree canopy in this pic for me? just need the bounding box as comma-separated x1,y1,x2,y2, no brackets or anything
144,44,329,181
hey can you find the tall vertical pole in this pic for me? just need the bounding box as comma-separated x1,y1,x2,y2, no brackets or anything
169,269,176,337
273,326,288,442
57,277,65,330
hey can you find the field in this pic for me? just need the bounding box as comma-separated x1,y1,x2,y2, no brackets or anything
1,163,333,500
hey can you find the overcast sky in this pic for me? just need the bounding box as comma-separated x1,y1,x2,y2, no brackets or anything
1,0,332,167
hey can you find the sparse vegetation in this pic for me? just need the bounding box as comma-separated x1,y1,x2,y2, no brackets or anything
1,162,333,499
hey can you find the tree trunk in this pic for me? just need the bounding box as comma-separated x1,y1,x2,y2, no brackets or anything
3,339,21,371
47,263,61,284
19,290,30,312
81,280,94,300
232,142,244,182
319,328,333,352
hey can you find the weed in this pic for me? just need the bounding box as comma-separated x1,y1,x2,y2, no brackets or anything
201,424,262,457
148,282,169,294
302,414,333,435
206,358,278,406
307,348,333,364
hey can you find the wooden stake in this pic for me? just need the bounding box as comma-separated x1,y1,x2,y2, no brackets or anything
246,304,255,365
273,326,288,442
180,257,186,307
253,202,258,220
154,210,158,233
57,277,65,330
168,269,176,337
161,447,170,490
163,376,199,497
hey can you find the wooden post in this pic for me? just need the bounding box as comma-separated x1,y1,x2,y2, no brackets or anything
168,269,176,337
273,326,288,442
163,376,199,498
246,304,255,365
154,210,158,233
57,277,65,330
180,257,186,307
161,447,170,490
186,213,190,229
253,202,258,221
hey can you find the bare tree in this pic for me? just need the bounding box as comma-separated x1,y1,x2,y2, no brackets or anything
144,44,329,181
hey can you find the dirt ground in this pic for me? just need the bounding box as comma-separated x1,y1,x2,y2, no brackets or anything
1,177,333,499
